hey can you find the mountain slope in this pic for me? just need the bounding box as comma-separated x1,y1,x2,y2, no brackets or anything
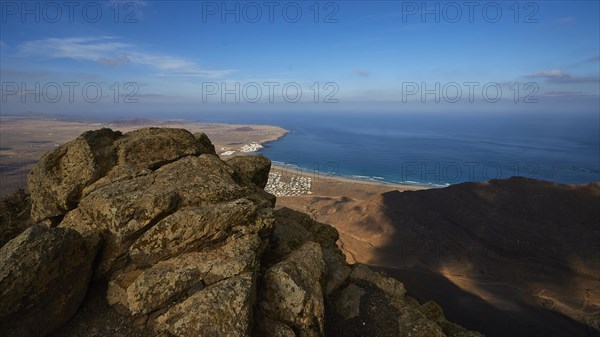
283,178,600,336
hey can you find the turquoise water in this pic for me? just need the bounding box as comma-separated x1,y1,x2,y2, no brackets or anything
188,111,599,186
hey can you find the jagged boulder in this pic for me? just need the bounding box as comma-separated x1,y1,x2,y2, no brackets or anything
266,208,484,337
334,284,366,319
82,128,211,195
52,128,271,336
257,242,326,337
0,225,97,337
28,127,215,225
128,199,259,266
269,207,350,296
194,132,217,155
155,272,256,336
28,128,122,224
59,154,252,277
349,264,406,299
113,128,202,169
108,233,261,316
227,154,272,189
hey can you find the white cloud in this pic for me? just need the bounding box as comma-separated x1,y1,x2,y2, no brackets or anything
98,54,131,66
527,69,564,78
18,37,131,60
16,36,234,78
525,69,598,83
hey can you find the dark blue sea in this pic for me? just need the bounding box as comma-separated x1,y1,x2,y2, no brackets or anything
184,111,599,186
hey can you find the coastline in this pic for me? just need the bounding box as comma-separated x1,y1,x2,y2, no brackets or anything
269,163,430,192
264,160,429,205
0,115,432,196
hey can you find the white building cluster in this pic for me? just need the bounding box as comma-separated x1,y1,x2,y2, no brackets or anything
240,143,263,153
265,171,312,196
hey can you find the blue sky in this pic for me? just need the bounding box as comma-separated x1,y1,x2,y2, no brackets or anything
1,0,599,117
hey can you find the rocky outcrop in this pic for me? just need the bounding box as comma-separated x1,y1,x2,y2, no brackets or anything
262,208,484,337
0,225,97,337
29,128,216,225
258,241,326,337
227,154,271,189
155,272,256,336
0,128,482,337
193,132,217,155
28,128,122,225
59,154,258,277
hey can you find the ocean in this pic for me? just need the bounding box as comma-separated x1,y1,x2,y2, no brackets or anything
188,111,600,186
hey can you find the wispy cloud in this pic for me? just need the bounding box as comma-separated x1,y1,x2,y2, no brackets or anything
583,55,600,63
556,17,575,24
16,36,234,78
524,69,599,83
98,54,131,66
539,91,588,97
355,69,369,77
18,37,131,60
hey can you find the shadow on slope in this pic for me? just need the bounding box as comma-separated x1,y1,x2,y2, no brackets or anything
373,266,597,337
367,177,600,337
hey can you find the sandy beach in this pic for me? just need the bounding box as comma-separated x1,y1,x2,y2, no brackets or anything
268,163,426,199
265,163,430,267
